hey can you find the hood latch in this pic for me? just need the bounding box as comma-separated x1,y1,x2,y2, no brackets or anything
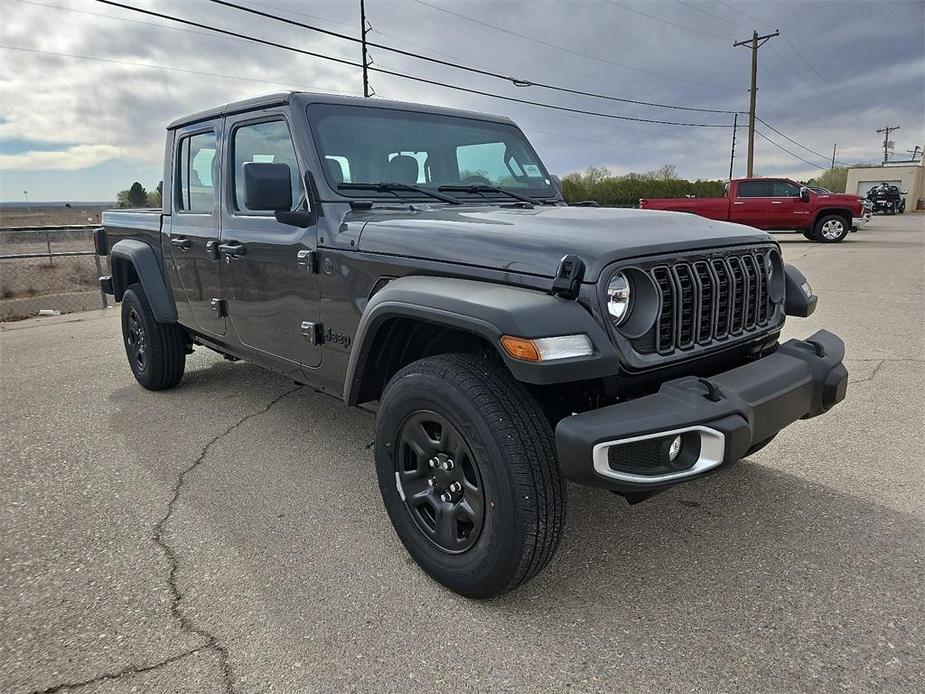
552,255,585,300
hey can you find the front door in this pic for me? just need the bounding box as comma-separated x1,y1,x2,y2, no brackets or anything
166,122,225,335
731,179,771,229
767,179,810,230
219,113,322,368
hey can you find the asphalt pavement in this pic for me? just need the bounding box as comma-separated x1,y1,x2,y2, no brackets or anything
1,213,923,693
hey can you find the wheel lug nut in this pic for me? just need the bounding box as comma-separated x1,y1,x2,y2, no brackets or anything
442,459,454,471
449,482,462,493
440,492,452,502
427,478,435,487
428,458,437,468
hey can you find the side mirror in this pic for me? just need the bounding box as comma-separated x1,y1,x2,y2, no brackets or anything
901,190,908,195
799,187,811,203
243,162,292,211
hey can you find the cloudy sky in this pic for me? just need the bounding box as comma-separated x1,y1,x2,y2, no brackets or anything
1,0,922,202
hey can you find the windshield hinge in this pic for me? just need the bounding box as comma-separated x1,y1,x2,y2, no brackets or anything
551,255,585,300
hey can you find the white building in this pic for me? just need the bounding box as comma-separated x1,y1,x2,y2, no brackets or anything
845,152,924,210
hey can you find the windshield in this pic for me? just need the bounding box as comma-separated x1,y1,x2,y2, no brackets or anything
307,104,556,200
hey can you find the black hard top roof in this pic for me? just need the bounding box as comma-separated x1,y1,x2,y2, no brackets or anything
166,91,517,130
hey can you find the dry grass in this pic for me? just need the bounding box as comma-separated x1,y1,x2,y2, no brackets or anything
0,206,109,227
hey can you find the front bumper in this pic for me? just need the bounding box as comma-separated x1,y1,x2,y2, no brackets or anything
852,207,872,230
556,329,848,493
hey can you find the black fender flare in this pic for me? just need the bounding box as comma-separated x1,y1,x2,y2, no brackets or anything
344,276,621,405
109,239,177,322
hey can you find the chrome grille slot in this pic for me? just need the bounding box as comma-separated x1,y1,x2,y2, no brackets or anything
629,248,780,357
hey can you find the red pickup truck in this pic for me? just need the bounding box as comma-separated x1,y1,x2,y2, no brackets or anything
640,178,870,243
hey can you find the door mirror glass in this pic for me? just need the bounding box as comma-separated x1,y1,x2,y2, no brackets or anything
243,162,292,211
799,187,811,203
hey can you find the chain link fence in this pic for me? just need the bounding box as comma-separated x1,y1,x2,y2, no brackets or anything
0,226,110,321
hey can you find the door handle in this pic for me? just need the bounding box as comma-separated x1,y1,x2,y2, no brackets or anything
218,241,245,258
770,201,783,205
170,236,191,249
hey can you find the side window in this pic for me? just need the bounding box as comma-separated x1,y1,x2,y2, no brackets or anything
737,181,771,198
177,131,217,213
233,120,302,212
772,180,801,197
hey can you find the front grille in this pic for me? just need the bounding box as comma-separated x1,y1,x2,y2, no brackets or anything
632,248,779,356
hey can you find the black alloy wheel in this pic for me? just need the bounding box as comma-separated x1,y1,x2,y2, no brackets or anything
394,410,485,553
125,306,147,372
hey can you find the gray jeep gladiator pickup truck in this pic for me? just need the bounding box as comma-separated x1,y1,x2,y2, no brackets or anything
98,92,848,598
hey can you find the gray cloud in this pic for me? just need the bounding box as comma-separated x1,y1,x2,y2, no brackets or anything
1,0,922,198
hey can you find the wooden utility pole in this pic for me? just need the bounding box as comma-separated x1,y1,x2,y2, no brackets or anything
876,125,900,164
831,144,837,170
360,0,371,97
728,113,738,180
734,30,780,177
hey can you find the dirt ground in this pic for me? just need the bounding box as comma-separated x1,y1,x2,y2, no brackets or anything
0,205,110,227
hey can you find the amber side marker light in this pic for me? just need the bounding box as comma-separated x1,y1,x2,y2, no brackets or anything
500,334,593,362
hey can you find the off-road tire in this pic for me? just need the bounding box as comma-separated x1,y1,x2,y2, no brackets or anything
814,214,850,243
375,353,565,599
121,283,186,390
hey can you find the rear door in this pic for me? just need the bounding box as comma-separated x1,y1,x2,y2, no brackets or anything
767,179,809,230
730,180,771,229
166,122,225,335
219,111,322,368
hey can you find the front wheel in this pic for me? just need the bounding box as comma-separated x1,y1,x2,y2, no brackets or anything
375,353,565,598
814,214,850,243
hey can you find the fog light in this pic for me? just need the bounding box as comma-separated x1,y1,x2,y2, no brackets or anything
668,435,682,462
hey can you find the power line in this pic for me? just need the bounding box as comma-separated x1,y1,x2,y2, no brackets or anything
410,0,740,91
674,0,752,30
754,129,827,170
0,44,358,94
206,0,741,114
606,0,734,41
92,0,735,128
755,117,847,166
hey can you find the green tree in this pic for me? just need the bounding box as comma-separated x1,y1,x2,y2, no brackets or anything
560,165,725,207
807,166,852,193
127,181,148,207
146,180,163,207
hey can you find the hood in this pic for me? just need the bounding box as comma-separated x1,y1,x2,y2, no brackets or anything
356,205,772,281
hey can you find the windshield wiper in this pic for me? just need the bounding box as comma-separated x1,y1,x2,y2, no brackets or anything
438,184,546,205
338,182,461,205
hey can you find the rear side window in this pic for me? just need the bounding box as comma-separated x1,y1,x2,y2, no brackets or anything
737,181,771,197
232,120,302,212
177,132,217,213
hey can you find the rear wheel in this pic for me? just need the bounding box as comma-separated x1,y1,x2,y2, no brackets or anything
814,214,849,243
121,283,186,390
375,353,565,598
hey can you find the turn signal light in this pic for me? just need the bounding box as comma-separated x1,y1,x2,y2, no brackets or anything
500,334,593,362
500,336,541,361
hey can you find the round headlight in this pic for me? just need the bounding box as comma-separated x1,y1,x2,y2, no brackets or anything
606,272,631,324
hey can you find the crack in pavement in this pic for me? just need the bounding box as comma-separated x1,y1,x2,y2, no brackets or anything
29,386,301,694
30,647,209,694
850,359,886,384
